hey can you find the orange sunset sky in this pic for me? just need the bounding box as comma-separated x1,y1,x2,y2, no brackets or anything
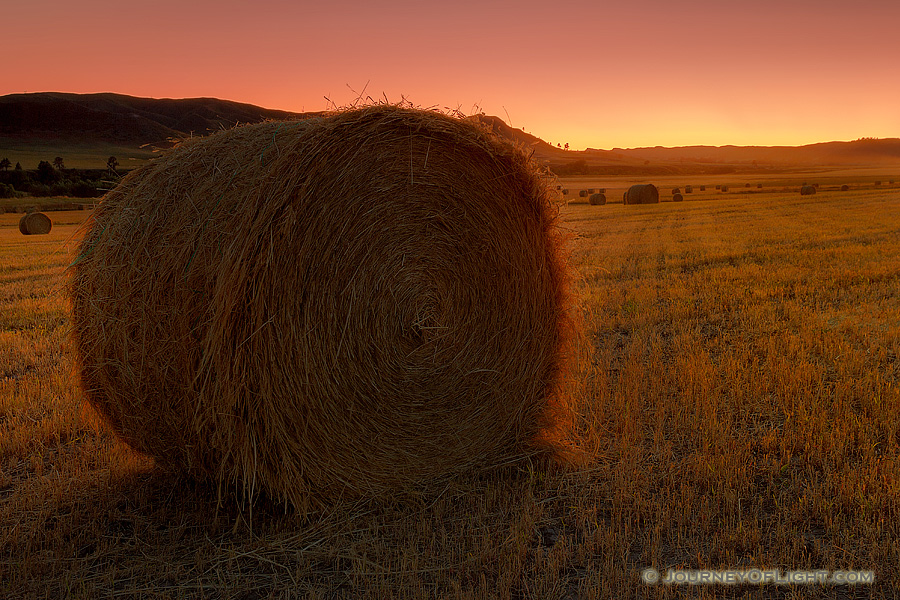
4,0,899,150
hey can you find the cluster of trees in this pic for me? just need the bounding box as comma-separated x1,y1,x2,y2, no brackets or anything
0,156,120,199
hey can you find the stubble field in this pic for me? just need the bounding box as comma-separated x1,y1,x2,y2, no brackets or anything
1,180,898,598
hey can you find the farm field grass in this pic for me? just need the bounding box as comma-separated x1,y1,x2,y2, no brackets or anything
1,184,899,598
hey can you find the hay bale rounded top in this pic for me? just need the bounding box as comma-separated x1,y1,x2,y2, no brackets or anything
578,190,588,198
588,193,606,205
800,185,816,195
671,187,681,195
624,184,659,205
69,106,573,512
19,212,52,235
841,184,850,191
672,193,684,202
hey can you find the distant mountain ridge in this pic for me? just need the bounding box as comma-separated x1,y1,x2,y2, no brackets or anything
1,92,899,169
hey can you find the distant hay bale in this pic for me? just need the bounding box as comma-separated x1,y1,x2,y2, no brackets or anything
890,180,895,184
624,184,659,205
757,183,763,189
18,212,52,235
699,185,706,191
671,187,680,195
557,185,562,190
69,106,574,513
597,188,606,193
841,184,850,191
800,185,817,195
813,183,819,188
720,185,728,192
684,185,693,193
745,183,751,188
587,188,594,193
672,193,684,202
562,189,569,195
875,181,881,186
578,190,588,198
715,185,721,190
588,193,606,205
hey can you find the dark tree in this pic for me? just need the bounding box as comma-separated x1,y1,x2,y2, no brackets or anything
0,158,10,171
37,160,58,184
15,162,22,170
53,156,65,170
107,156,119,175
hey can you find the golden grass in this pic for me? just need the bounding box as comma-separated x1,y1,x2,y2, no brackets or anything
2,182,899,597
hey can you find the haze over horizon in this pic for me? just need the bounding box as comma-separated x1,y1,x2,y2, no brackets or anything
4,0,899,151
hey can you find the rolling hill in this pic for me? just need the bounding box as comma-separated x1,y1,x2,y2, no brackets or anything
1,92,899,171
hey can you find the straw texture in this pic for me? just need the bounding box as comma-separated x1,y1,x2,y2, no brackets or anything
69,106,573,512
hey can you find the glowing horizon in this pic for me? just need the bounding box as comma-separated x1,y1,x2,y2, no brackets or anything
3,0,899,151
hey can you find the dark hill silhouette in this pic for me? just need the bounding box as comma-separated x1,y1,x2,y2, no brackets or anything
1,92,898,170
0,92,304,145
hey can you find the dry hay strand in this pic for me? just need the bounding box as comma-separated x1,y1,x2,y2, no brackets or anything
672,193,684,202
800,185,817,195
69,105,575,513
841,184,850,191
684,185,693,193
578,190,588,198
19,212,52,235
588,193,606,205
624,184,659,205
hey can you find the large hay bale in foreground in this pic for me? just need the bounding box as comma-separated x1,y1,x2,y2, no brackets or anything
19,212,52,235
800,185,816,195
588,193,606,205
624,184,659,205
70,106,573,512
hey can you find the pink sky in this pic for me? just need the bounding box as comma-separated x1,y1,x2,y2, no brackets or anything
4,0,900,149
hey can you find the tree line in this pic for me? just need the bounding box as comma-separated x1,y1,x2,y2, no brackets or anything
0,156,122,199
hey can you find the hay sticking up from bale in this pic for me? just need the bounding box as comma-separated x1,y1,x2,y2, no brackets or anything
624,184,659,205
19,212,52,235
69,106,574,513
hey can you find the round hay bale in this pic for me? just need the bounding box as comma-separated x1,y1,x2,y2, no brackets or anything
800,185,816,195
597,188,606,193
757,183,763,189
841,184,850,191
562,189,569,195
624,184,659,205
587,188,594,194
671,187,680,195
69,106,573,512
699,185,706,191
813,183,819,188
578,190,588,198
19,212,52,235
588,193,606,205
684,185,693,193
890,180,895,184
715,185,721,190
874,181,881,186
557,185,562,190
720,185,728,192
672,193,684,202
